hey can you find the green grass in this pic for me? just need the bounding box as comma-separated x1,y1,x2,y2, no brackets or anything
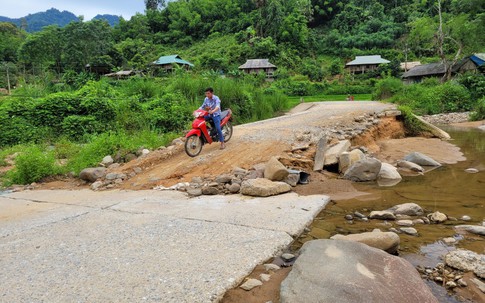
287,94,372,108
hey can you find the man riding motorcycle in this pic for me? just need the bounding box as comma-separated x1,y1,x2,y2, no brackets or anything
199,87,225,150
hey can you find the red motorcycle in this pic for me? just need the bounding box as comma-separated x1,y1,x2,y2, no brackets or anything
185,109,233,157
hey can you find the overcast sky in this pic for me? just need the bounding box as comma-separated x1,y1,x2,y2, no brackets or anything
1,0,146,20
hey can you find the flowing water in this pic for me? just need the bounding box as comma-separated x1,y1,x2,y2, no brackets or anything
293,126,485,302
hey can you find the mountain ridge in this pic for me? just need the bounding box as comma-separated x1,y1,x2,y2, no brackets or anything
0,8,119,32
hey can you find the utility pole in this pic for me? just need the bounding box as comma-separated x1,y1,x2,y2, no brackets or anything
6,63,11,95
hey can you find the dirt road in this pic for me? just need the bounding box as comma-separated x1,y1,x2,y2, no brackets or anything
118,101,396,189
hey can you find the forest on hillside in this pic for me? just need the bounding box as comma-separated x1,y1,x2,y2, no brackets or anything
0,0,483,76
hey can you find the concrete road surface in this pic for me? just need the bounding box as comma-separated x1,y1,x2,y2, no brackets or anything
0,190,329,302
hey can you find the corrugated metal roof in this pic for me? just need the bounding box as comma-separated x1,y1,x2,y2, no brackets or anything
470,53,485,67
239,59,276,69
153,55,194,67
346,55,390,66
402,63,447,78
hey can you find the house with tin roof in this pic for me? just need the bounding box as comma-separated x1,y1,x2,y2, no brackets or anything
239,59,277,79
152,55,194,72
345,55,390,74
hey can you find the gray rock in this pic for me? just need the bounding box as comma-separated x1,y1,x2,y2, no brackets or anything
471,278,485,293
285,173,300,187
404,152,441,167
429,211,447,223
389,228,401,234
108,163,120,170
202,187,219,195
446,281,457,289
400,227,418,236
240,279,262,291
216,174,232,184
141,149,150,156
124,153,137,162
344,158,382,182
101,155,114,166
264,157,289,181
228,183,241,194
191,176,203,184
282,253,295,262
369,211,396,220
396,220,414,227
280,240,438,303
397,160,424,173
461,215,472,221
338,149,364,174
387,203,423,216
240,179,291,197
413,219,425,225
457,279,467,287
465,168,479,174
345,215,354,221
171,138,184,146
330,231,400,254
454,225,485,236
106,173,126,181
445,250,485,279
378,163,402,183
442,237,456,245
354,212,366,219
79,167,107,183
233,167,248,177
324,140,351,166
479,125,485,131
90,181,104,191
186,188,203,197
260,274,271,282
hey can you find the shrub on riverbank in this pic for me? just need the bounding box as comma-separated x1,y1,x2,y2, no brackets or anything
470,97,485,121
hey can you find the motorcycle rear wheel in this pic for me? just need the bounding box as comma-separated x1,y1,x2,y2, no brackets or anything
222,121,233,143
185,135,203,157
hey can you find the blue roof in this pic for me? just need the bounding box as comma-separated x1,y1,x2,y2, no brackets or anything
470,53,485,67
153,55,194,67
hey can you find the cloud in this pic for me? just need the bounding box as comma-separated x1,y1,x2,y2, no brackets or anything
2,0,146,20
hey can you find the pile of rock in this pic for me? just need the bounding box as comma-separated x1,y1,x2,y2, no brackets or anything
422,112,471,125
417,263,468,289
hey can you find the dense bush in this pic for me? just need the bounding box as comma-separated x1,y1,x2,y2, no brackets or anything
372,77,403,100
5,145,61,185
470,97,485,121
458,73,485,101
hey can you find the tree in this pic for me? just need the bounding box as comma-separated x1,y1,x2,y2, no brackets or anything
145,0,166,11
18,25,63,73
0,22,25,62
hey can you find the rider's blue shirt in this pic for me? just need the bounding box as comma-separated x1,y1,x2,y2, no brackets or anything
200,95,222,116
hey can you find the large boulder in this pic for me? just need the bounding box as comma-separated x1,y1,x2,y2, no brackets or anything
280,240,438,303
264,157,289,181
79,167,107,182
240,178,291,197
377,163,402,187
344,158,382,182
330,231,400,254
339,149,365,173
454,225,485,236
428,211,447,223
445,249,485,279
387,203,423,216
324,140,351,166
404,152,441,167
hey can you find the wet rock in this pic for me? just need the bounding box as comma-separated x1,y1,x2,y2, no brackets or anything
400,227,418,236
324,140,351,166
344,158,382,182
354,211,366,219
240,178,291,197
397,160,424,173
389,228,401,234
445,250,485,279
240,279,262,291
370,211,396,220
404,152,441,167
282,253,296,262
457,279,467,287
387,203,423,216
338,149,364,173
471,278,485,293
330,231,400,254
465,168,479,174
461,215,472,221
216,174,232,184
79,167,107,182
101,155,114,166
202,187,219,195
280,240,438,303
413,219,425,225
345,215,354,221
264,157,289,181
377,163,402,185
429,211,448,223
396,220,414,227
454,225,485,236
264,264,280,272
446,281,457,289
228,183,241,194
187,188,203,197
442,237,457,245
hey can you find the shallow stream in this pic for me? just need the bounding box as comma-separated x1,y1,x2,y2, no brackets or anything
293,126,485,302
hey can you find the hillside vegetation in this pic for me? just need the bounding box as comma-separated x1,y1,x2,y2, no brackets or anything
0,0,484,185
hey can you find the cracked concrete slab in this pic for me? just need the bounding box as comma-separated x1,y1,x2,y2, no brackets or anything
0,190,329,302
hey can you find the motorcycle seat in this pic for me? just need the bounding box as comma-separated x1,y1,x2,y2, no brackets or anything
220,109,230,120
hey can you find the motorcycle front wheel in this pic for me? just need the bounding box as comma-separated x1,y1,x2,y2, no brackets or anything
222,121,233,143
185,135,203,157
